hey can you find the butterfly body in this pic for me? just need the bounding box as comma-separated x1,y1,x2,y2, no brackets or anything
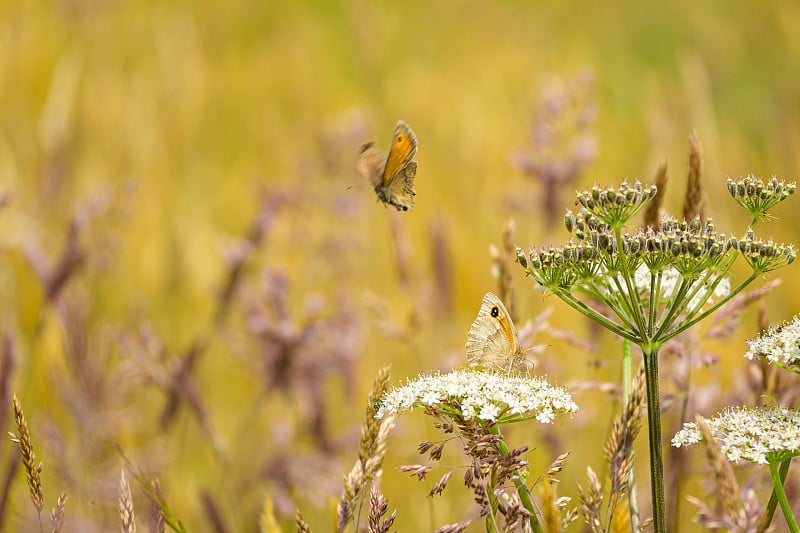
358,121,418,211
465,292,526,372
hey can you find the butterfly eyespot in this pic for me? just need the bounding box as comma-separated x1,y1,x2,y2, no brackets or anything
491,306,500,318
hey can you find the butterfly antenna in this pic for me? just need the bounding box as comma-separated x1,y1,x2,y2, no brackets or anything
522,342,550,354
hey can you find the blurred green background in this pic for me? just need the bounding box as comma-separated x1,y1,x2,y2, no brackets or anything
1,0,799,530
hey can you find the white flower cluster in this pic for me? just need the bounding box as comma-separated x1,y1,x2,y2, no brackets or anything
631,265,730,310
375,369,578,424
672,406,800,464
744,315,800,368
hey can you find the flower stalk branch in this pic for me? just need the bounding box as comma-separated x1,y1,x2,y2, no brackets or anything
769,460,799,532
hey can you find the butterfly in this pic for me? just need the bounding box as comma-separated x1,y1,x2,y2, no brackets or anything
357,120,418,211
465,292,527,373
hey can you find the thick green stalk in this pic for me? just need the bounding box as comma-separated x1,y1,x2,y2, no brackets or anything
642,347,666,533
760,459,792,531
490,425,543,533
768,460,799,532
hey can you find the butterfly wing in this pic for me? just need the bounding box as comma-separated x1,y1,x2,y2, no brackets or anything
358,142,387,188
465,292,523,372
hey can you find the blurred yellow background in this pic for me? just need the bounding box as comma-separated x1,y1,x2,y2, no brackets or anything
1,1,799,530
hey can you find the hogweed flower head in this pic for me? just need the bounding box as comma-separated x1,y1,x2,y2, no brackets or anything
744,314,800,373
375,369,577,425
516,179,796,348
518,215,736,345
672,406,800,465
727,175,796,224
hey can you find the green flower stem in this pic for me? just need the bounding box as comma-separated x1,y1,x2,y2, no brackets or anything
658,252,742,337
653,277,691,340
622,340,633,399
490,425,543,533
671,253,739,326
768,459,799,532
642,347,666,533
614,227,648,335
775,362,800,376
622,340,641,531
572,267,635,323
659,273,757,344
672,268,719,322
761,459,792,531
487,468,499,533
608,272,648,335
555,289,640,343
575,282,638,335
648,271,660,338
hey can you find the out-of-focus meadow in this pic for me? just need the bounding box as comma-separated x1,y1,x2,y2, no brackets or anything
2,1,800,531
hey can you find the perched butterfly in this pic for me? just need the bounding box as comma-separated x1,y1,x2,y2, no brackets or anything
357,120,418,211
465,292,526,373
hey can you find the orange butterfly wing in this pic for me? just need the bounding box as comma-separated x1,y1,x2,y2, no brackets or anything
381,121,418,187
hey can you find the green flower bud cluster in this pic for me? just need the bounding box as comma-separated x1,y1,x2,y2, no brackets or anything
734,230,796,273
624,217,732,277
727,175,796,222
575,180,658,228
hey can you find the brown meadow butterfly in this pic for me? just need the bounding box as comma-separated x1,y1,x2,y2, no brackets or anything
465,292,527,373
357,120,418,211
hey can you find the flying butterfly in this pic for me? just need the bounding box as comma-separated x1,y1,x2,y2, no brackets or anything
357,120,418,211
465,292,527,373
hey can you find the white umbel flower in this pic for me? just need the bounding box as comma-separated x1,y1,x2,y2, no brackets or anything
744,315,800,368
672,406,800,465
375,369,578,424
